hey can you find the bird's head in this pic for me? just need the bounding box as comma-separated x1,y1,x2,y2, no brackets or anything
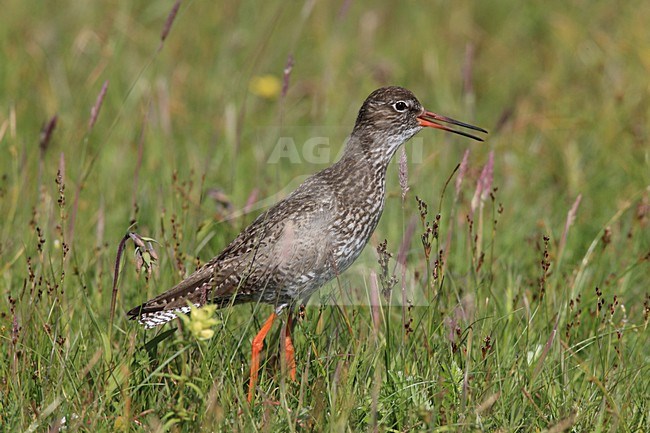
350,86,487,162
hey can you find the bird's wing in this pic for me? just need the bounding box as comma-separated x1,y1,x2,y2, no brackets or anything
127,180,337,328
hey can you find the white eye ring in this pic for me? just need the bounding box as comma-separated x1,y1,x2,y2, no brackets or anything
392,101,409,112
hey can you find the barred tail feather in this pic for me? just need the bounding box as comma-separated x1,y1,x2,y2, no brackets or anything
127,304,199,329
141,306,190,328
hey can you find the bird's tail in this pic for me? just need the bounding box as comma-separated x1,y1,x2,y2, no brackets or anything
127,303,198,329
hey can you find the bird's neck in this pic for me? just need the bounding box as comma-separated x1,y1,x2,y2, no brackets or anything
325,133,402,211
338,132,401,175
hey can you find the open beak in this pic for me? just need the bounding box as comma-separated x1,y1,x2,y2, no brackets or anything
417,110,487,141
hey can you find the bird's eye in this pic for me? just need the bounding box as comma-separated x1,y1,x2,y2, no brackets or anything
393,101,409,112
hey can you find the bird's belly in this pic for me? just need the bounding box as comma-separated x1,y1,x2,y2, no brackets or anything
257,192,384,306
274,206,382,304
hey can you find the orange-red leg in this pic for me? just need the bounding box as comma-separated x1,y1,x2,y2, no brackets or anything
283,313,296,381
247,312,277,403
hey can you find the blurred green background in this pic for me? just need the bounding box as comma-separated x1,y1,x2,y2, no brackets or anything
1,0,648,431
2,1,648,254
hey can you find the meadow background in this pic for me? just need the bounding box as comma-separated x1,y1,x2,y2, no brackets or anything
1,1,649,431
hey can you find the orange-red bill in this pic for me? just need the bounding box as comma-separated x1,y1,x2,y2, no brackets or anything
417,110,487,141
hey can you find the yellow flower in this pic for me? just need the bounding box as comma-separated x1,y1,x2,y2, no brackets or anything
178,303,219,341
113,416,128,431
250,75,281,99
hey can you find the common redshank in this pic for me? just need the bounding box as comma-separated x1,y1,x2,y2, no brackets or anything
127,86,487,402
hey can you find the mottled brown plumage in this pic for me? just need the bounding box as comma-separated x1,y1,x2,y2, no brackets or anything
127,86,486,328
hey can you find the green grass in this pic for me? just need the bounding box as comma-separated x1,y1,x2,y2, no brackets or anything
1,0,649,431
